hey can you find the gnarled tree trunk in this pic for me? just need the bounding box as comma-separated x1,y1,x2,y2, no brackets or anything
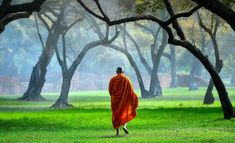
19,27,61,101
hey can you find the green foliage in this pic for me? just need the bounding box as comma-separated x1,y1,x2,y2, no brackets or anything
135,0,164,14
171,0,195,13
133,0,195,15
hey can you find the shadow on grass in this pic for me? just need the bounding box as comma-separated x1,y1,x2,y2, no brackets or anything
0,107,52,112
0,118,108,131
0,118,64,131
0,107,233,134
99,134,126,138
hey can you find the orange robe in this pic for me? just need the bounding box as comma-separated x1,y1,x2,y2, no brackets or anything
108,73,138,129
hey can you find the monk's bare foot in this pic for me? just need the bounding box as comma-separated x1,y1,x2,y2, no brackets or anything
123,127,129,134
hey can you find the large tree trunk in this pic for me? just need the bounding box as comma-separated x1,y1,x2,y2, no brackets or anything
19,31,60,101
51,74,73,108
19,63,47,101
164,0,233,118
171,39,234,119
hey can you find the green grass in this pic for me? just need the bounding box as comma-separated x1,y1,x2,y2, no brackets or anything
1,87,235,143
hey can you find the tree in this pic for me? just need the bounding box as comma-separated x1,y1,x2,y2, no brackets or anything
51,12,119,107
123,10,172,97
19,1,67,101
76,0,234,119
85,14,153,97
197,12,223,104
163,0,233,119
108,19,172,98
121,23,165,97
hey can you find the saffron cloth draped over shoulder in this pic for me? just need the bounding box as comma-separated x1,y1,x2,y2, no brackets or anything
108,73,138,129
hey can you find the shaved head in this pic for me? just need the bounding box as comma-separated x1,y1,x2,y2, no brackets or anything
116,67,124,74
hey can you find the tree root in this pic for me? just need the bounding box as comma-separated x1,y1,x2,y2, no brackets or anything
51,101,74,108
18,94,46,101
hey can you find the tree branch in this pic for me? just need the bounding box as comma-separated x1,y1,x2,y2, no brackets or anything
37,13,51,32
69,26,120,74
121,24,128,51
62,33,68,70
34,14,45,49
165,5,201,25
192,0,235,32
64,17,83,34
77,0,166,27
0,12,30,32
41,12,56,24
119,25,152,74
197,12,212,37
163,0,186,40
54,43,65,72
0,0,46,33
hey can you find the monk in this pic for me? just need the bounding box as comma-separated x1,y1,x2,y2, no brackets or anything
108,67,138,136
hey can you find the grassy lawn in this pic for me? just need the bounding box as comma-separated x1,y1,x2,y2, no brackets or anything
0,87,235,143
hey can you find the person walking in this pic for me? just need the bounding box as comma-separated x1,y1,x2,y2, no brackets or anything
108,67,138,136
